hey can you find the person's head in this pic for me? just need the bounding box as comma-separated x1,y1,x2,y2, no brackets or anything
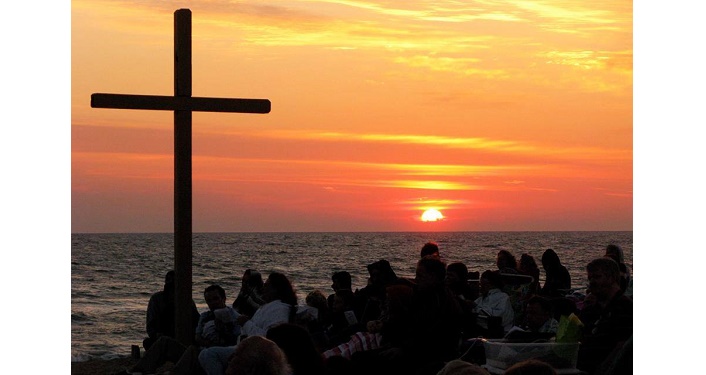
415,256,447,291
497,250,517,271
445,262,469,289
243,269,264,291
366,259,397,287
263,272,298,306
331,271,352,292
519,254,538,272
266,323,325,375
541,249,561,271
163,270,175,292
164,270,175,285
306,290,328,311
586,257,621,300
225,336,290,375
420,242,440,259
480,270,504,295
204,284,227,311
524,295,553,332
504,359,557,375
604,244,625,264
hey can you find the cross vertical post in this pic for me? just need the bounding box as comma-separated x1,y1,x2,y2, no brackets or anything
173,8,193,346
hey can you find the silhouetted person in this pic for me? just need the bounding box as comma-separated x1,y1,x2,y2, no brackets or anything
539,249,571,297
446,262,477,301
199,272,299,375
225,336,290,375
326,288,362,348
408,257,464,372
577,258,632,375
496,250,519,274
232,269,265,317
354,259,402,325
143,270,200,350
420,241,440,258
353,257,463,375
604,244,632,298
446,262,478,339
304,289,331,351
267,323,327,375
518,253,541,295
125,284,239,375
327,271,353,313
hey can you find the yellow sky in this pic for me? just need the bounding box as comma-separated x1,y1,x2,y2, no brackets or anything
71,0,632,232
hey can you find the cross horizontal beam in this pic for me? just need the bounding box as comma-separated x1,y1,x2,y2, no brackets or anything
91,93,271,114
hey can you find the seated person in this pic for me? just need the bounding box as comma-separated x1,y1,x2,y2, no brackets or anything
540,249,571,297
198,272,298,375
420,242,440,259
327,270,354,312
143,270,200,350
352,257,463,375
232,269,266,317
225,336,290,375
326,289,362,348
470,270,515,336
577,258,632,375
353,259,402,326
122,284,239,375
504,295,559,342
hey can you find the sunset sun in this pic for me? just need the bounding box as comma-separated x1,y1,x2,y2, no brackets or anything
421,209,444,222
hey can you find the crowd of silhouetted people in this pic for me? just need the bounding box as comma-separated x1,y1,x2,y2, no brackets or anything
116,242,632,375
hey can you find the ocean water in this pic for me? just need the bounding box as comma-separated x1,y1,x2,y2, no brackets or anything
71,231,632,362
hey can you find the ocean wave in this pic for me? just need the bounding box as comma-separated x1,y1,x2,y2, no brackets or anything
71,312,95,325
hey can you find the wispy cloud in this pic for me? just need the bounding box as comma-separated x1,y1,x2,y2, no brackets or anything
208,129,631,162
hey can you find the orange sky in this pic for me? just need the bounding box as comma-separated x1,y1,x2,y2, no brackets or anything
71,0,633,232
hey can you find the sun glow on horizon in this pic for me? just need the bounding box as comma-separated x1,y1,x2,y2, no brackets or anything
71,0,633,233
421,208,444,222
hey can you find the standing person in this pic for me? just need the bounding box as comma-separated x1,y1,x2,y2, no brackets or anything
198,272,298,375
518,253,541,296
539,249,571,297
232,269,265,317
143,270,200,350
577,258,633,375
120,284,240,375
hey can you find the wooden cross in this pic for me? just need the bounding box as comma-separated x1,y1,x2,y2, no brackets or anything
90,9,271,345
